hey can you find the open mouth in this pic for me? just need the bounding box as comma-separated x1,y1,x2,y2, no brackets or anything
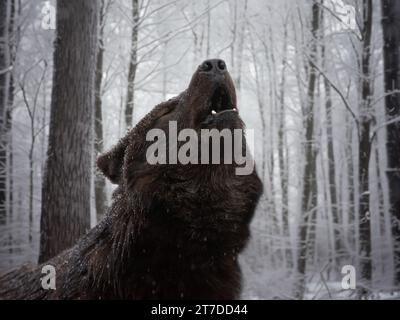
209,85,237,116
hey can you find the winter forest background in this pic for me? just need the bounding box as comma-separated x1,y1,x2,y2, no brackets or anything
1,0,400,300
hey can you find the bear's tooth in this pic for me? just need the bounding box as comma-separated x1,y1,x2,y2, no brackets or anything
211,110,217,115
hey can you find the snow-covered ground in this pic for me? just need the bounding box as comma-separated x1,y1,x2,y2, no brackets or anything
240,264,400,300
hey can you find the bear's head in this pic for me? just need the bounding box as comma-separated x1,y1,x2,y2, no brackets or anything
97,59,262,250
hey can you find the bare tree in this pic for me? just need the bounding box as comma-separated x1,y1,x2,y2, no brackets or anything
0,0,11,226
39,0,99,263
94,0,111,223
320,4,343,268
381,0,400,286
231,0,248,92
19,60,47,243
277,15,292,269
357,0,373,296
295,0,321,299
124,0,140,128
6,0,17,227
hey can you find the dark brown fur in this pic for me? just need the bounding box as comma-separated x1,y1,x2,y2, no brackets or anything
0,60,262,300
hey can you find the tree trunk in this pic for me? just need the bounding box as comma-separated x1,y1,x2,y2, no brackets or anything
0,0,11,226
325,69,342,262
6,76,13,251
278,21,292,269
206,0,211,57
358,0,373,296
295,0,320,299
234,0,248,92
346,113,356,251
6,0,16,253
320,9,343,267
39,0,99,263
94,0,107,223
124,0,139,128
28,146,34,243
381,0,400,285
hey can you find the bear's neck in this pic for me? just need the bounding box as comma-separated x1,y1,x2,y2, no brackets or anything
87,205,242,299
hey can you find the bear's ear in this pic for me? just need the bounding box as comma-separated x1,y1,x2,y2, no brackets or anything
97,136,129,184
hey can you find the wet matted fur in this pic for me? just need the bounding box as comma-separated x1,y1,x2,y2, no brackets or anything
0,60,263,300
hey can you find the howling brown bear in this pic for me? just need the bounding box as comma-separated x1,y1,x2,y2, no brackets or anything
0,59,262,300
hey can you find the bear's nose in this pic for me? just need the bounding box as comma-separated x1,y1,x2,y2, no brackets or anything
200,59,227,74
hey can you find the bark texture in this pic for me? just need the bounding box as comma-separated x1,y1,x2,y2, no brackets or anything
0,0,11,226
124,0,139,128
381,0,400,285
39,0,99,263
